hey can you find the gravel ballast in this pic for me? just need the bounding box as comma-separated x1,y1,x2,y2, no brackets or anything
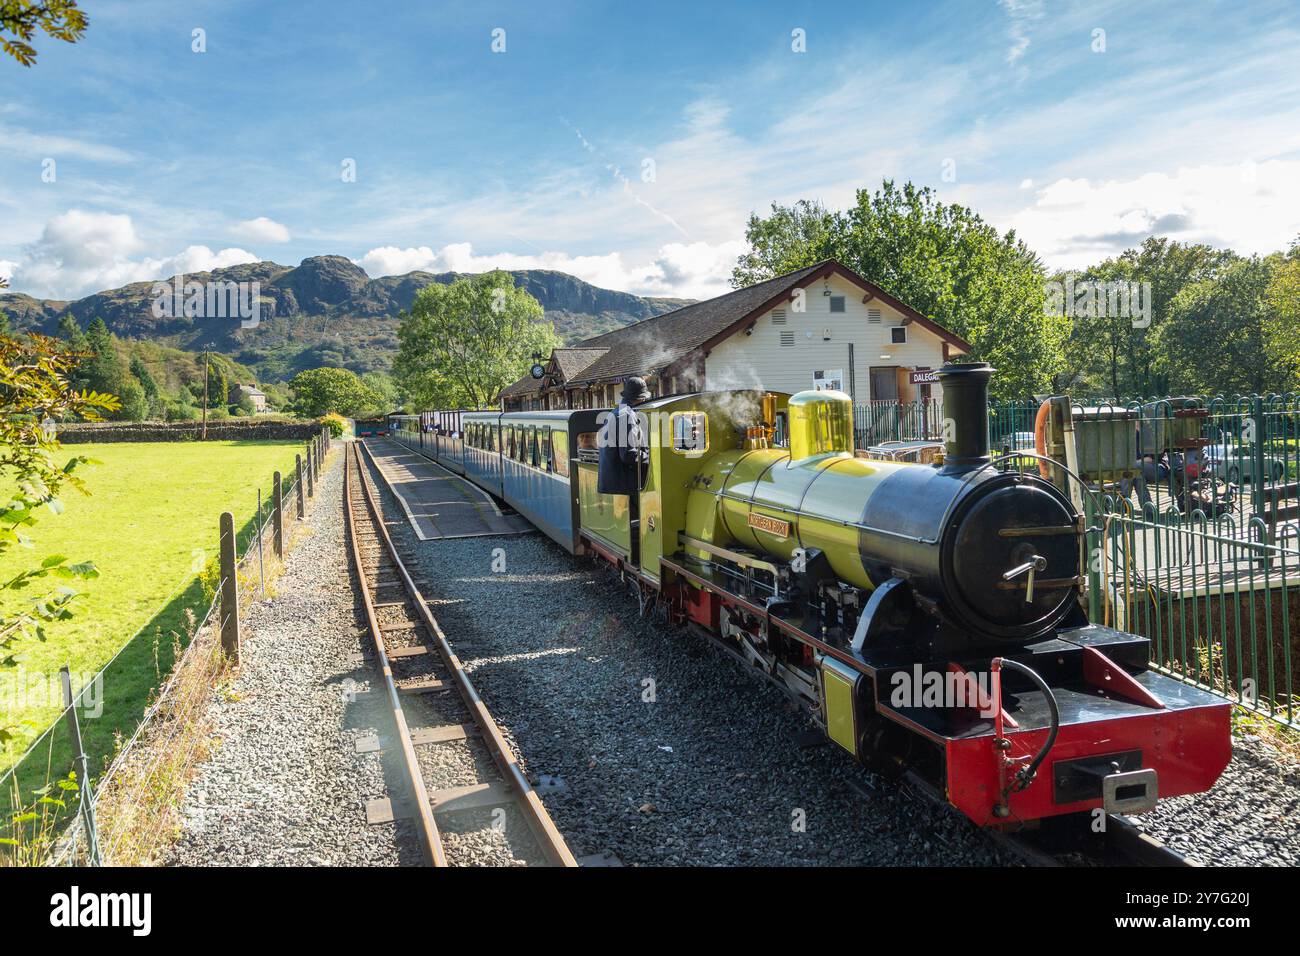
1134,732,1300,866
169,451,401,866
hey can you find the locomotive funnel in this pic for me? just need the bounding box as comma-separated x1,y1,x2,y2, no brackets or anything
938,362,994,471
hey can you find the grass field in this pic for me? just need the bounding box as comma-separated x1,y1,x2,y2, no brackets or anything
0,440,306,776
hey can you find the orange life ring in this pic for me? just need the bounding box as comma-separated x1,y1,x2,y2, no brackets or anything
1034,400,1052,479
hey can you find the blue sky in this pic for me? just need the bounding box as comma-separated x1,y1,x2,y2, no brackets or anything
2,0,1300,300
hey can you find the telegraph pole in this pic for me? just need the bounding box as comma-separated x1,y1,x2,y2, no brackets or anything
202,352,209,440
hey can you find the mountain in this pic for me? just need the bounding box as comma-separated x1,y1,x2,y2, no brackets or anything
0,256,692,382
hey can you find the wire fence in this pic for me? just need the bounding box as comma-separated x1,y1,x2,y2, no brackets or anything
0,428,334,866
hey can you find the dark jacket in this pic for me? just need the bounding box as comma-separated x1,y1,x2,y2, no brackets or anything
597,402,647,496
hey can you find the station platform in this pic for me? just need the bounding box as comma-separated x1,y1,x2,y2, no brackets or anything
361,438,534,541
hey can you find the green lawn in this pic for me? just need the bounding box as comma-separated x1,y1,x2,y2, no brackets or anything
0,440,306,776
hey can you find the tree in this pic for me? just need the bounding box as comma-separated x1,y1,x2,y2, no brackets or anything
1,1,87,66
396,270,559,409
0,333,118,735
129,355,157,401
1156,257,1281,396
732,200,846,286
0,307,10,337
732,182,1062,398
80,317,127,405
1060,239,1236,397
57,313,85,351
289,366,383,418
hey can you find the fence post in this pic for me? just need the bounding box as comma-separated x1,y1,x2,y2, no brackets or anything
219,511,240,662
60,665,102,865
296,454,306,519
273,471,284,558
306,445,315,498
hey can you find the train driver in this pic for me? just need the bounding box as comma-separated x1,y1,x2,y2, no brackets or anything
597,376,651,495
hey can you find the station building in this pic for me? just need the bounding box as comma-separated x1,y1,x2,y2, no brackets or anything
498,259,969,412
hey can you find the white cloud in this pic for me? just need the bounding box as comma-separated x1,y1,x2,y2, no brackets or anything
233,216,290,243
0,124,133,163
1000,0,1044,65
5,209,259,299
356,239,749,300
1007,159,1300,270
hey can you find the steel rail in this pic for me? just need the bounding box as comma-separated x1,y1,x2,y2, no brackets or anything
352,441,577,867
344,444,448,866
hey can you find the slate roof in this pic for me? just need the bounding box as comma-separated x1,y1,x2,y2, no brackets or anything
494,259,970,402
565,262,827,385
553,347,609,380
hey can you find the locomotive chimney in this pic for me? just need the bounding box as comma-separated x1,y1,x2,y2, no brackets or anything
938,362,994,471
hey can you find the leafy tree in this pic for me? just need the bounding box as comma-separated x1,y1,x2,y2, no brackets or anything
396,270,559,409
732,182,1062,398
732,200,846,286
1156,257,1281,396
0,307,10,337
1059,239,1235,397
0,333,118,730
117,378,148,421
1,0,87,66
289,366,383,417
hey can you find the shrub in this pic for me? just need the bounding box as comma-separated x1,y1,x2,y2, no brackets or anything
320,412,348,438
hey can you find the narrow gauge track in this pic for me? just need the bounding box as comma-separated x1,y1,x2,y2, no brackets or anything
992,811,1195,867
344,442,577,867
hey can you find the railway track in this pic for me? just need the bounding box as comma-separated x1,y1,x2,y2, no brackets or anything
990,810,1195,867
344,441,577,867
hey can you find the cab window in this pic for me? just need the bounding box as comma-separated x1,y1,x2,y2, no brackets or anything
671,412,709,454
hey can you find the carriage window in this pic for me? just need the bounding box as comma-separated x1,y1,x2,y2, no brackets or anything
671,412,709,454
540,426,553,471
552,431,569,477
528,425,539,467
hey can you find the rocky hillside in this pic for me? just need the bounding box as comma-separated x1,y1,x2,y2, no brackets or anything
0,256,691,381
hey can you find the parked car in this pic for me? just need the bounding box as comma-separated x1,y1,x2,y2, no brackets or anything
1200,443,1286,484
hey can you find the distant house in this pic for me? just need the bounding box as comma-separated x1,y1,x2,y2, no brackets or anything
497,259,970,411
229,383,268,412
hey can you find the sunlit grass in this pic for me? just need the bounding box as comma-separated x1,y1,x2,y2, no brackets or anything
0,440,303,772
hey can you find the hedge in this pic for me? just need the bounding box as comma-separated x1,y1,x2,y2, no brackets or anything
56,420,323,443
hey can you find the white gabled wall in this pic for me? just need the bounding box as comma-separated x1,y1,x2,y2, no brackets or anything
702,274,952,404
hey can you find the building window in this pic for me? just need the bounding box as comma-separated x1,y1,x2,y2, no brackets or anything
779,331,795,347
868,308,882,324
771,308,787,325
891,326,907,344
829,295,845,313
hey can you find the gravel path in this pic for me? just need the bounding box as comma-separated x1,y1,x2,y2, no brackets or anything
1135,732,1300,866
361,455,1015,866
169,449,402,866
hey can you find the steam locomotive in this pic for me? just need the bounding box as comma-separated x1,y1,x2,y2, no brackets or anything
390,363,1231,827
